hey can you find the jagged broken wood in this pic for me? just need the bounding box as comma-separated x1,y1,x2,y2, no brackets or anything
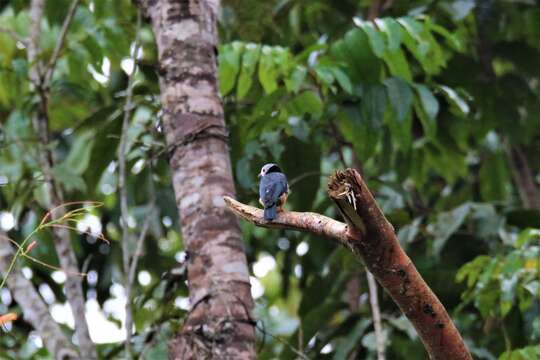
224,168,472,360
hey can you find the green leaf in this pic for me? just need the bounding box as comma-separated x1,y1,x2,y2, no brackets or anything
355,18,386,58
479,151,510,202
397,217,422,250
258,45,279,94
384,77,413,122
500,275,518,317
314,66,335,88
516,229,540,249
53,164,87,192
456,255,491,287
218,42,243,95
141,324,174,360
64,130,96,175
337,107,379,160
524,281,540,297
236,44,260,99
332,319,371,360
331,67,353,94
374,17,402,51
33,182,52,209
288,91,323,118
361,84,387,127
439,85,470,115
383,48,412,81
397,17,444,74
336,28,381,83
431,203,471,256
414,84,439,120
441,0,476,21
413,84,439,138
428,21,464,52
301,301,342,349
284,65,307,94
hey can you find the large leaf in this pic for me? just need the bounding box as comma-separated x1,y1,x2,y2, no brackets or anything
287,90,323,118
431,203,471,256
258,45,279,94
384,77,413,122
218,42,243,95
413,84,439,138
236,44,261,99
64,130,96,175
375,17,402,51
355,18,386,58
361,84,387,127
334,28,381,83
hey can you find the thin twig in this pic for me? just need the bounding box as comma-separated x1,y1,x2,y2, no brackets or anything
254,322,309,360
119,11,142,359
127,203,153,288
366,271,386,360
0,233,78,359
43,0,81,87
288,171,329,188
0,27,28,45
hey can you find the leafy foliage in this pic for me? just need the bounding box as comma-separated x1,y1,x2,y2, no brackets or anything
0,0,540,359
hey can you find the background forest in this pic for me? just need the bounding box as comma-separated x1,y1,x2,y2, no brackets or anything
1,0,540,359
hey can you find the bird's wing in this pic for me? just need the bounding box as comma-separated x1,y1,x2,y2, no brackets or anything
260,173,288,207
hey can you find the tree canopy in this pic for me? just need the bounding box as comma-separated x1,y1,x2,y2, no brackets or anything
1,0,540,359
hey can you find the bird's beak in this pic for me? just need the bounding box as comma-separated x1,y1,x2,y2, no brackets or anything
257,173,262,178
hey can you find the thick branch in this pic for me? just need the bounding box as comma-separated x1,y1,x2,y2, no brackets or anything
223,197,353,247
225,169,472,360
0,234,78,360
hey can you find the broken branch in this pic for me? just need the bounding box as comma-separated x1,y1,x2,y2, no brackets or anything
225,169,472,360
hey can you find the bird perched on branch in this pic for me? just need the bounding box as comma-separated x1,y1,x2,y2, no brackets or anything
258,163,289,221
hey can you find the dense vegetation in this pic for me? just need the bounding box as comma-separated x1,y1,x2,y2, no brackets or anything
1,0,540,358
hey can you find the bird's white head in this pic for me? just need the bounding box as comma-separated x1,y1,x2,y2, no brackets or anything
259,163,282,178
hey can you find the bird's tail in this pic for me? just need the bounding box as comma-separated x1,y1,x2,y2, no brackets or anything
264,206,277,221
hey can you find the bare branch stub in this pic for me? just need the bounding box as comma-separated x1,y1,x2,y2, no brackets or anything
328,169,472,360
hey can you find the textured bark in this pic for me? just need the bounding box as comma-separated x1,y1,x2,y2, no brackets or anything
224,197,352,245
139,1,256,358
27,1,96,358
226,169,472,360
0,234,79,360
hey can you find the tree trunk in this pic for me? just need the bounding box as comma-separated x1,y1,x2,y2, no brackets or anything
138,1,256,358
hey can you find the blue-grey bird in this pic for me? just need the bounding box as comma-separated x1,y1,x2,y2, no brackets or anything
258,163,289,221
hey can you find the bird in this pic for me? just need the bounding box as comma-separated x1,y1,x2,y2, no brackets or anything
258,163,289,221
